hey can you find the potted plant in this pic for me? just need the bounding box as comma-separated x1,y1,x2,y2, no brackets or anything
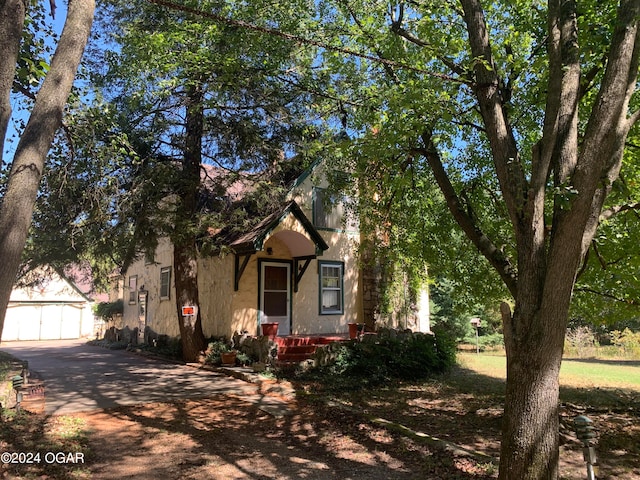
204,339,238,366
348,323,365,339
220,350,237,366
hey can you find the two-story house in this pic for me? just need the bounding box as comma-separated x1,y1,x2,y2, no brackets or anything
118,160,363,342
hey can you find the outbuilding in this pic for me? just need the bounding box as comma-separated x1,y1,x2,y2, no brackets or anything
3,269,95,341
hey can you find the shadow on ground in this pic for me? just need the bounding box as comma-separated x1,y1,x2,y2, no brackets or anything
306,363,640,480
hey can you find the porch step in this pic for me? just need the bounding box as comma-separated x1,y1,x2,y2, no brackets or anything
277,344,317,362
274,335,351,363
278,345,317,355
275,335,348,347
274,337,315,347
313,336,346,345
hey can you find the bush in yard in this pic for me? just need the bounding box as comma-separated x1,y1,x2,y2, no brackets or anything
135,336,183,359
462,332,505,351
610,328,640,359
93,299,124,322
478,332,504,350
309,328,456,386
564,325,599,358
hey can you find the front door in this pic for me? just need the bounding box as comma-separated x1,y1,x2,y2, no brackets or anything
260,262,291,335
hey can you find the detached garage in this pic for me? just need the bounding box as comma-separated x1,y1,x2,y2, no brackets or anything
3,270,94,341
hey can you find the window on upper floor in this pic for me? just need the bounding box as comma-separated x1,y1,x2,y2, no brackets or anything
313,187,358,231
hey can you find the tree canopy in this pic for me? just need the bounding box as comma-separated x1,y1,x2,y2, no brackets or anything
6,1,640,478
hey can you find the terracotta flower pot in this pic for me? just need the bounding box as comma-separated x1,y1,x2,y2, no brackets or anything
348,323,365,339
348,323,359,339
220,351,237,366
261,322,279,339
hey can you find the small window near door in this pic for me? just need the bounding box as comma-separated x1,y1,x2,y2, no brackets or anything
128,275,137,304
160,267,171,300
319,261,344,314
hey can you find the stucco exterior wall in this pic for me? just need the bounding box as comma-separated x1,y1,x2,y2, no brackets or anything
121,237,180,338
197,254,235,338
289,230,361,334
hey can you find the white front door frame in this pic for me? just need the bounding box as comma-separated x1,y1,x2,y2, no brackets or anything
259,260,292,336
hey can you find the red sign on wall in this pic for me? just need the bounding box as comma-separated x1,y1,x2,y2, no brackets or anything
182,306,196,316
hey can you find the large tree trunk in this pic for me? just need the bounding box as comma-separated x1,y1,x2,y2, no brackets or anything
499,303,567,479
0,0,95,339
172,80,206,361
173,242,206,361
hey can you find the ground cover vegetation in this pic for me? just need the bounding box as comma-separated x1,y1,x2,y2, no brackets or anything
3,1,640,479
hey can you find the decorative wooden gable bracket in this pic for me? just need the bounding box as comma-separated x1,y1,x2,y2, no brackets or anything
234,253,252,291
294,255,316,292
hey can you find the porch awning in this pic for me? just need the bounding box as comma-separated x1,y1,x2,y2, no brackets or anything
230,200,329,255
230,200,329,291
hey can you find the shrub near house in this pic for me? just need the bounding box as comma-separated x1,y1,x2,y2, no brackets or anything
309,328,456,386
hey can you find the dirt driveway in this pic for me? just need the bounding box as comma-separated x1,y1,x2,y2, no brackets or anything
79,395,441,480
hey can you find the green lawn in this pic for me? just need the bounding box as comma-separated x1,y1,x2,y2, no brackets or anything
457,352,640,391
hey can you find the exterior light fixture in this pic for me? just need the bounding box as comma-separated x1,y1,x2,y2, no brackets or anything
573,415,598,480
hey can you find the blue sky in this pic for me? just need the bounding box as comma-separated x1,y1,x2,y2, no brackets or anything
4,2,68,163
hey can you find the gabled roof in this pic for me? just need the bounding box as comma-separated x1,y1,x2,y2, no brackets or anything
11,266,93,304
230,200,329,255
286,157,322,194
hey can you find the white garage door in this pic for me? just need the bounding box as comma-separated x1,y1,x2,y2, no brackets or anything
2,304,85,341
39,305,63,340
4,305,41,341
60,305,82,339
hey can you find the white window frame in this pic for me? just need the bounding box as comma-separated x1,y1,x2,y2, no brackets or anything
319,261,344,315
160,267,172,300
128,275,138,304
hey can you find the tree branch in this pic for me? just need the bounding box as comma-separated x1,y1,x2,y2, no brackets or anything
388,4,470,81
459,0,527,230
574,286,639,306
12,80,37,101
600,202,640,221
418,130,518,296
340,0,399,82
